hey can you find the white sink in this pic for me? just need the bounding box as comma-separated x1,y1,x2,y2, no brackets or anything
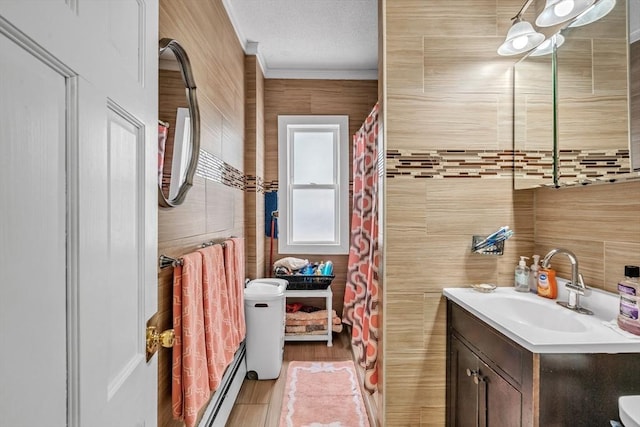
443,283,640,353
619,396,640,427
489,296,588,333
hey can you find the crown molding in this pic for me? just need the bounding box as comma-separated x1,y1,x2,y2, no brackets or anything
221,0,266,76
264,68,378,80
221,0,377,80
221,0,245,50
245,41,268,76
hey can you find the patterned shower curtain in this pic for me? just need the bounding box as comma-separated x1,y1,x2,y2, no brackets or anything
342,102,380,394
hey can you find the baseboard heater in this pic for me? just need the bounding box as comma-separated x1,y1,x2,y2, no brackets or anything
198,340,247,427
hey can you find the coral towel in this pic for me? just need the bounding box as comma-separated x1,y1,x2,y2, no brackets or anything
172,252,210,427
224,238,246,348
198,244,231,391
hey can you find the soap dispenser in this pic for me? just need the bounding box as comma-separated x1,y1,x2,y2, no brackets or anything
514,256,530,292
529,255,540,293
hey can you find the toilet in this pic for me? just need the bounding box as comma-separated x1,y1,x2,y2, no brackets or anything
619,396,640,427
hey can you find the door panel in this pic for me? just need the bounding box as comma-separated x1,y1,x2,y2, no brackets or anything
0,1,158,426
0,29,68,427
106,105,145,401
481,360,522,427
451,336,479,427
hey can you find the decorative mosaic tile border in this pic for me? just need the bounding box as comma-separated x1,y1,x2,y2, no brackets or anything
556,149,631,180
245,175,265,193
196,148,632,189
264,180,279,192
513,150,554,180
387,149,631,180
387,149,516,179
195,149,245,191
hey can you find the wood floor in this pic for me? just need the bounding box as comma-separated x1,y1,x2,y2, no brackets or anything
226,331,354,426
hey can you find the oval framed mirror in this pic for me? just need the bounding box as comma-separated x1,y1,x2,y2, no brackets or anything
158,38,200,207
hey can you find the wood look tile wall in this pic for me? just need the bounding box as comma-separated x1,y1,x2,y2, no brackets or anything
383,0,536,424
263,79,378,315
383,1,639,426
534,181,640,293
158,1,245,426
245,55,266,278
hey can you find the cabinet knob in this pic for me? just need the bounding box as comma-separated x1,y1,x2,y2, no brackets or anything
466,368,484,384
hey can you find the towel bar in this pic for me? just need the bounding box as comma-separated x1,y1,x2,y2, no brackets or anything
159,236,238,269
159,255,183,269
199,240,226,249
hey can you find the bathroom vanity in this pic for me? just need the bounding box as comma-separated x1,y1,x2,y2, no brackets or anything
444,286,640,426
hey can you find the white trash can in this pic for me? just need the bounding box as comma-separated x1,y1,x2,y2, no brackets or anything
244,278,287,380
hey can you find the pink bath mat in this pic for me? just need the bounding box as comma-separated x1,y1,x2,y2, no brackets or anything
279,360,370,427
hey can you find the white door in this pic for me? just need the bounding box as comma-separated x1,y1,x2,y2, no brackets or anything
0,2,158,426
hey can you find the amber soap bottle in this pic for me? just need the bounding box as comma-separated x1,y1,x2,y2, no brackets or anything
537,268,557,299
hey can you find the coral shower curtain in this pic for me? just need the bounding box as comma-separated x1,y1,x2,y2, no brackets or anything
342,102,380,394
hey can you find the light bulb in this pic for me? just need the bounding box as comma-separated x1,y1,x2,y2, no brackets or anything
512,35,529,50
554,0,575,17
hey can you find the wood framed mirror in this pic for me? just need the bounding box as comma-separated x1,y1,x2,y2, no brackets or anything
158,38,200,207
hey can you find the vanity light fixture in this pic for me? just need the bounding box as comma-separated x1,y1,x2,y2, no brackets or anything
498,17,546,56
569,0,616,27
530,33,565,56
535,0,596,27
498,0,545,56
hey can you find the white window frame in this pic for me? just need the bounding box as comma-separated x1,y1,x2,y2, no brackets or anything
277,115,349,255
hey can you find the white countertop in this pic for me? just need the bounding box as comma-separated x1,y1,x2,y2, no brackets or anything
443,281,640,354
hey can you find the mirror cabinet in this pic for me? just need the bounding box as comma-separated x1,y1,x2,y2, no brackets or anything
514,0,639,189
158,38,200,207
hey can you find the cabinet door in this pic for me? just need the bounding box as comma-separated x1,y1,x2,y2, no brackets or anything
479,360,522,427
450,336,479,427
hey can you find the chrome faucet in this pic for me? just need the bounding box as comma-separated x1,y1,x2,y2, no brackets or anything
541,248,593,315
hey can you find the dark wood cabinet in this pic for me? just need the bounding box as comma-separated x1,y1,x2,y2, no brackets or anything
449,331,523,427
481,357,521,427
450,336,480,426
446,299,640,427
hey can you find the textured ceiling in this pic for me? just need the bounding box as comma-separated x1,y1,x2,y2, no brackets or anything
222,0,378,79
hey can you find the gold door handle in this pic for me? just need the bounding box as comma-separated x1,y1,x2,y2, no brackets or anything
146,326,175,359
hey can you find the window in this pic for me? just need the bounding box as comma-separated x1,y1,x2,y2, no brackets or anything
278,115,349,254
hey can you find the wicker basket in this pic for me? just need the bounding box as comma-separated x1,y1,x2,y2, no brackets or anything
276,274,335,290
